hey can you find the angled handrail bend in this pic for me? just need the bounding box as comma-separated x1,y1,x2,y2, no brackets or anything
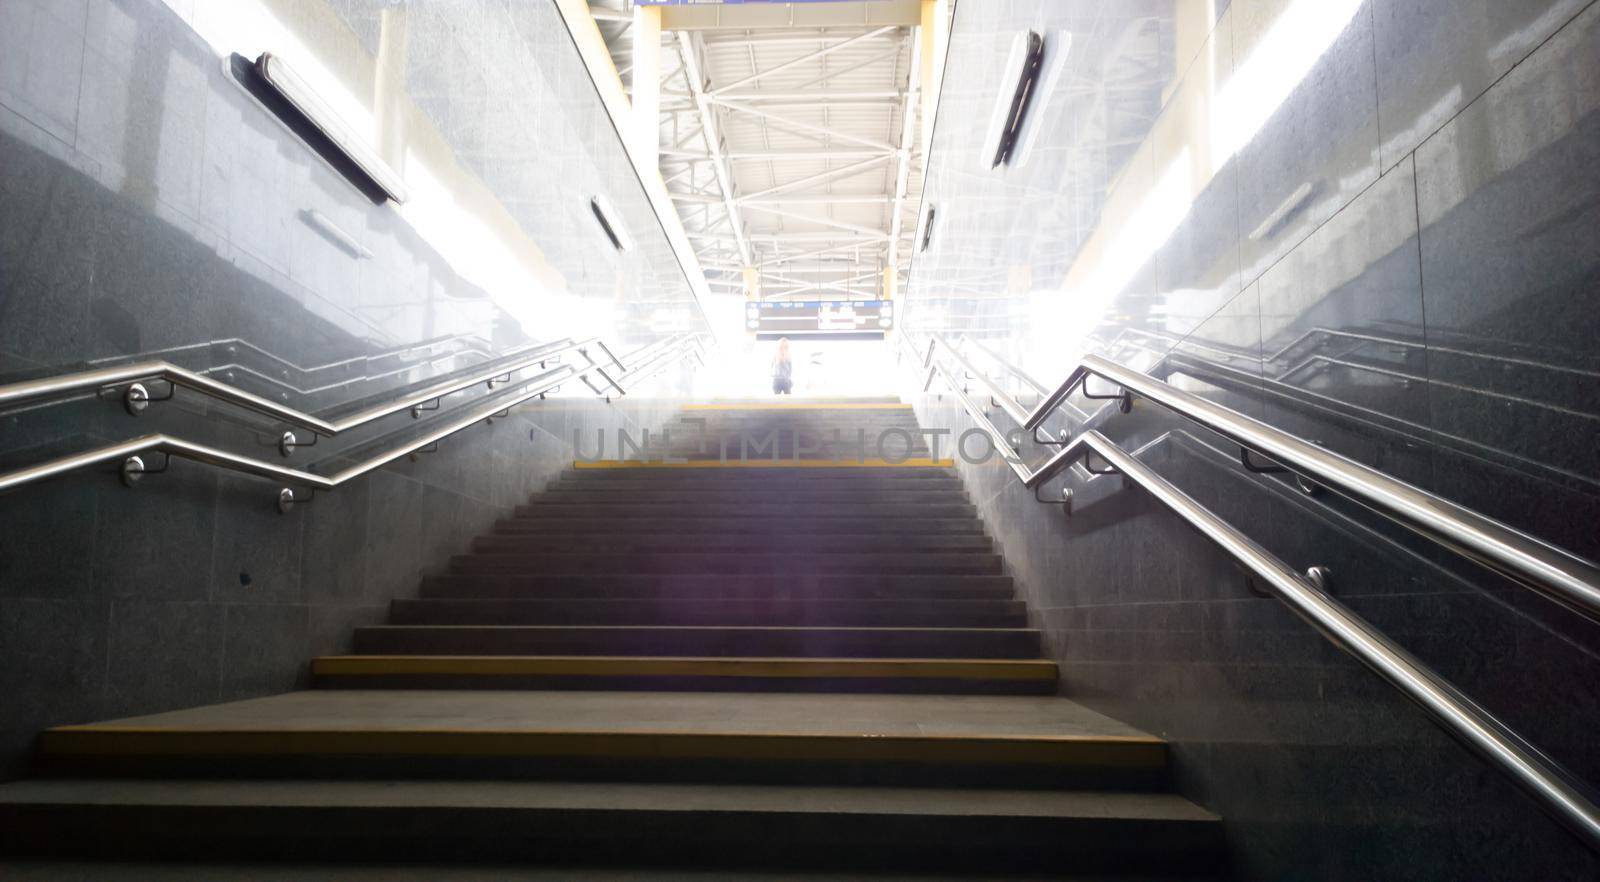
902,331,1600,852
0,334,706,501
917,335,1600,623
0,336,613,436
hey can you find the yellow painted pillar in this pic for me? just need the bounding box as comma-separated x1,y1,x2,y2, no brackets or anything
919,0,948,160
742,266,760,300
374,6,410,172
631,3,662,170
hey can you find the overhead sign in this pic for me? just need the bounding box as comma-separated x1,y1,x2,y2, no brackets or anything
747,300,894,338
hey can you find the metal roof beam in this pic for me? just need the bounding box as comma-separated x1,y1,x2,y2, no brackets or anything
664,148,893,161
712,90,904,102
744,204,889,238
675,31,750,266
786,47,904,93
708,26,898,96
744,194,893,205
702,33,902,48
737,155,892,201
747,231,890,242
713,100,896,151
753,242,866,267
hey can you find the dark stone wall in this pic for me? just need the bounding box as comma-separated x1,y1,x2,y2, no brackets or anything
903,1,1600,879
0,0,701,778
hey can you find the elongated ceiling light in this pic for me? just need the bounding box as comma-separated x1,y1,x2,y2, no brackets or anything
590,195,634,252
255,52,409,203
983,31,1046,168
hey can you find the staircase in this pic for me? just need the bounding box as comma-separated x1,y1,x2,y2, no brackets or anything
0,400,1226,877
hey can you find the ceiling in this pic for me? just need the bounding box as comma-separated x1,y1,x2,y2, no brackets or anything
589,0,928,302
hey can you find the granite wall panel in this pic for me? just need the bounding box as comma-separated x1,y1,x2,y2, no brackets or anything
0,0,706,778
902,1,1600,878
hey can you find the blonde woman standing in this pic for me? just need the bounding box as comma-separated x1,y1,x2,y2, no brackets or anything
771,337,794,395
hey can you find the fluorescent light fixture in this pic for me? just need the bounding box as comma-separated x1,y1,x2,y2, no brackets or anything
255,52,408,203
589,195,634,252
1008,31,1070,169
918,204,937,253
981,31,1046,168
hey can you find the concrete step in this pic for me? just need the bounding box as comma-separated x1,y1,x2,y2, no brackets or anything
25,692,1165,788
493,517,986,536
389,597,1026,627
469,534,993,555
512,502,977,518
528,488,969,505
0,861,1238,881
313,655,1057,695
556,467,960,483
562,466,958,480
540,480,960,493
627,448,937,462
350,625,1043,658
0,778,1223,872
448,551,1003,575
684,396,906,404
417,573,1017,601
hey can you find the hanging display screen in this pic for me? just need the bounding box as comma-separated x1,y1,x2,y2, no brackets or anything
747,300,894,339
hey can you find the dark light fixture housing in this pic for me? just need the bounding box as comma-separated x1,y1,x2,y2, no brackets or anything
590,195,633,252
987,31,1046,168
252,52,409,203
919,205,937,253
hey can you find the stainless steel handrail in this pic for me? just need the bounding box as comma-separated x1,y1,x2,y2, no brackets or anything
900,331,1600,852
0,334,707,502
0,336,621,436
916,335,1600,624
1070,354,1600,622
2,365,575,513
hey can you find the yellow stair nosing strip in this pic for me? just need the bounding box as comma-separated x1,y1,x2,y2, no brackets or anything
39,727,1162,767
680,403,912,411
572,458,955,470
308,655,1060,681
357,626,1039,633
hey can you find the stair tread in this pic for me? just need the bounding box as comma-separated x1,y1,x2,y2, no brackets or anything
358,624,1038,633
0,778,1214,822
314,655,1058,681
390,598,1025,627
41,690,1150,742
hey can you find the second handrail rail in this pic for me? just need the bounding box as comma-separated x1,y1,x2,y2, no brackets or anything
899,330,1600,853
0,336,625,437
933,334,1600,625
0,334,707,505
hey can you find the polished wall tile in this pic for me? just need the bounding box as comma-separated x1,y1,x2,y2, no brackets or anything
1414,0,1600,550
1154,11,1242,343
1231,0,1380,281
103,597,224,718
1256,155,1430,482
0,0,708,777
0,597,106,779
1373,0,1591,167
220,602,309,697
901,0,1600,878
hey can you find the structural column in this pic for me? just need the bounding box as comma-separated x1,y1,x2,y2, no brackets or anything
919,0,948,160
631,2,662,170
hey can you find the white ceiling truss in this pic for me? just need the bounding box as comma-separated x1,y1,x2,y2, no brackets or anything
589,1,925,302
